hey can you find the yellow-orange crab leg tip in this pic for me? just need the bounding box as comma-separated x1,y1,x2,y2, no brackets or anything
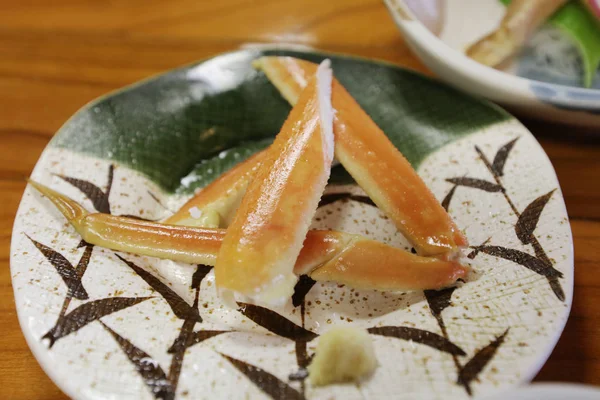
252,57,309,105
80,214,225,265
165,150,268,228
309,238,469,291
466,0,568,67
215,60,335,307
28,180,224,265
27,179,88,223
254,56,468,256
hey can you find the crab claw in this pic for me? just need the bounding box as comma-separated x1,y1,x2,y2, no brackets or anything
253,56,468,257
28,180,468,293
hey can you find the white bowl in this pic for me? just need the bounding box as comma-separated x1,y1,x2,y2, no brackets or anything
384,0,600,127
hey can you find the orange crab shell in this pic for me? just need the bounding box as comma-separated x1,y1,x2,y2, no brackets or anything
27,180,469,292
254,56,468,256
214,60,335,306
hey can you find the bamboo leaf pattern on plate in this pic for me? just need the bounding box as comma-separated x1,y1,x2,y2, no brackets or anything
238,303,318,342
445,178,503,193
100,321,174,400
318,192,376,209
168,330,228,354
57,164,114,213
220,353,305,400
441,185,458,211
318,192,352,208
424,287,458,319
491,138,518,177
16,48,571,399
469,245,563,278
457,329,509,390
291,275,317,308
42,296,151,347
115,255,201,322
350,195,376,207
367,326,466,356
27,235,88,300
515,190,556,245
74,243,94,279
447,137,565,302
191,264,213,290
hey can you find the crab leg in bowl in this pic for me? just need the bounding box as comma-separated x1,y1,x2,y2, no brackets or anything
28,180,468,292
466,0,568,67
254,56,467,257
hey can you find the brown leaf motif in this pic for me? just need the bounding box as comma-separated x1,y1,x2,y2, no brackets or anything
318,192,352,208
445,177,503,193
116,255,201,322
515,190,555,245
100,321,174,400
42,296,151,347
191,264,213,290
27,236,88,300
168,330,228,354
441,185,458,211
74,244,94,279
491,138,518,177
470,245,563,278
220,353,305,400
238,303,317,342
291,275,317,308
318,192,376,208
57,164,114,214
458,329,509,389
368,326,466,356
424,287,458,319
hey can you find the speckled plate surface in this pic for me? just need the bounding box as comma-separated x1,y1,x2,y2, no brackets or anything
11,49,573,400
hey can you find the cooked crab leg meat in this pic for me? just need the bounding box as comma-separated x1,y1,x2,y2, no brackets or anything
254,56,467,257
215,60,335,307
29,180,224,265
466,0,568,67
162,58,468,257
28,181,468,292
165,151,267,228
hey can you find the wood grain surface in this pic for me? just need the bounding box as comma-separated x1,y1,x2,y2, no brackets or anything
0,0,598,398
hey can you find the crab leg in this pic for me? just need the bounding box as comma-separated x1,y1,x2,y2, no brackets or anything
165,150,267,228
466,0,568,67
215,60,335,306
28,180,468,291
162,59,468,258
254,56,467,257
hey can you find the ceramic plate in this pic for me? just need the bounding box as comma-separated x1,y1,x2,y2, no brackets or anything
384,0,600,127
11,49,573,400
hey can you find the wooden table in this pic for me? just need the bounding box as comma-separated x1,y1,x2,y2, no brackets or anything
1,0,598,398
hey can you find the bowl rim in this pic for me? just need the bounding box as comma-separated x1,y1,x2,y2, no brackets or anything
384,0,600,105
